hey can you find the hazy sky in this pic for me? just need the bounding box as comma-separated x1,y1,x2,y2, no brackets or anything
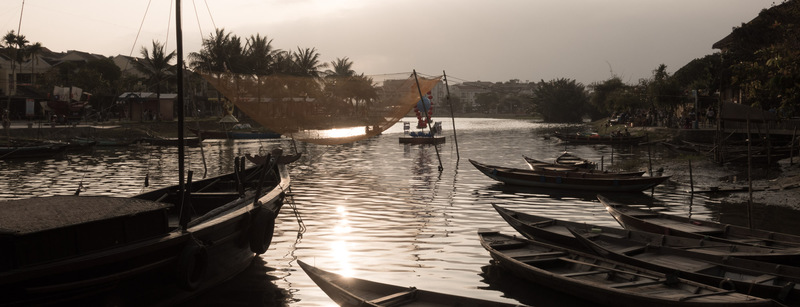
0,0,777,85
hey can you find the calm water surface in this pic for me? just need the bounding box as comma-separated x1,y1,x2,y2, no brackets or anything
0,118,763,306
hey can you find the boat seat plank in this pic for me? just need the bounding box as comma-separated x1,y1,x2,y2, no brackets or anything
368,288,417,306
752,274,777,284
607,279,664,288
562,270,610,277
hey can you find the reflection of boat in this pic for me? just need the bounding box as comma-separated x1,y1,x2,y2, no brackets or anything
598,195,800,249
522,155,643,176
477,230,772,306
493,204,800,263
399,135,446,144
189,128,281,140
570,228,800,305
470,160,669,192
553,132,646,145
297,260,518,307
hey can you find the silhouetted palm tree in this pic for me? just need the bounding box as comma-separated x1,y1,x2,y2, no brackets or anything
132,40,176,116
292,47,326,77
325,57,355,77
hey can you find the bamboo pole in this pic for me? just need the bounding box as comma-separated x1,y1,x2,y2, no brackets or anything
443,71,459,160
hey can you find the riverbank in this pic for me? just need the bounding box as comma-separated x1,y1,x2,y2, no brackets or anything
589,119,800,211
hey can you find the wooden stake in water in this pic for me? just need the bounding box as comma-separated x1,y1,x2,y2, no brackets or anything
688,159,694,194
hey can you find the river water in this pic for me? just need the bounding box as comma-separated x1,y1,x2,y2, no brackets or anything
0,118,761,306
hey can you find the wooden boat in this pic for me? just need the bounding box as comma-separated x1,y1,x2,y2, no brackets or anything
522,155,644,177
297,260,519,307
0,150,297,305
0,143,68,159
555,152,595,169
470,159,669,192
569,228,800,304
71,137,139,147
0,6,298,304
491,204,800,262
477,230,774,306
598,195,800,249
553,131,647,145
139,136,201,146
189,128,282,140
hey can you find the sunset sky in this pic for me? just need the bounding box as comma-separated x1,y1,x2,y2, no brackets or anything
0,0,777,84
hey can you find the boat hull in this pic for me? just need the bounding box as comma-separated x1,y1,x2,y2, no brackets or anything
471,159,668,192
0,157,293,306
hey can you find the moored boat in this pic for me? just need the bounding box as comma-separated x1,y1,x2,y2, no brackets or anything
0,149,297,305
598,195,800,249
492,204,800,262
0,143,69,159
470,159,669,192
477,229,775,306
522,155,644,176
569,227,800,304
553,132,646,145
189,128,282,140
297,260,520,307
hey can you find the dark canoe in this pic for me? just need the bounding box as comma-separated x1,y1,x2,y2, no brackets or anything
189,128,282,140
477,230,774,307
71,137,139,147
140,136,201,146
492,204,800,262
569,228,800,304
0,149,297,306
470,159,669,192
553,132,647,144
598,194,800,249
398,136,446,145
297,260,520,307
522,155,644,177
0,143,68,159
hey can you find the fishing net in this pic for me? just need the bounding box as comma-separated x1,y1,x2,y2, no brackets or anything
199,72,442,145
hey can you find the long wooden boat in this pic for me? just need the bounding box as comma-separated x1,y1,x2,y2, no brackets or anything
189,128,282,140
0,143,69,159
522,155,644,177
477,230,775,306
553,132,647,145
470,159,669,192
297,260,519,307
492,204,800,262
598,195,800,249
0,148,297,305
569,228,800,304
139,136,201,146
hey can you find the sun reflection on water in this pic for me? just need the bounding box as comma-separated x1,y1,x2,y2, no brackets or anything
331,205,354,277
